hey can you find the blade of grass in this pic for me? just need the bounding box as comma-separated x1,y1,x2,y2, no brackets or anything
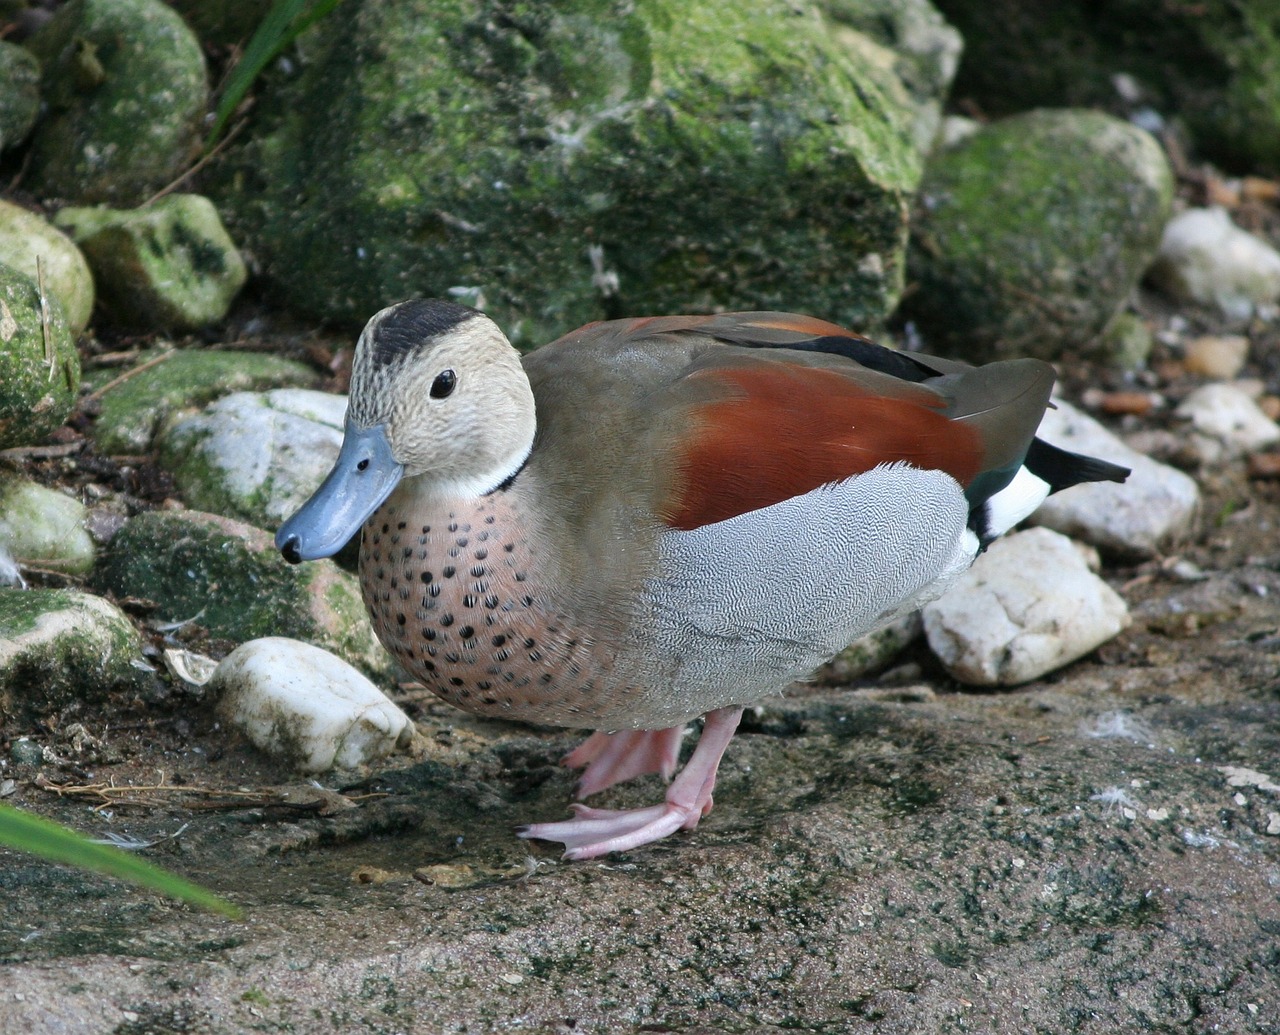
0,804,241,918
205,0,347,150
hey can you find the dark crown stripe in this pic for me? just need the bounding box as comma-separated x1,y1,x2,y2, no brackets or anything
369,299,479,370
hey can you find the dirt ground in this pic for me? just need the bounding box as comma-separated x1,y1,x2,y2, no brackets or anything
3,304,1280,1032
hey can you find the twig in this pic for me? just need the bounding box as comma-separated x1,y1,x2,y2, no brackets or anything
144,118,248,206
0,440,85,461
36,255,52,379
81,349,175,404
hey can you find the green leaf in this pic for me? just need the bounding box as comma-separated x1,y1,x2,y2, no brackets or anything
0,804,241,918
206,0,348,150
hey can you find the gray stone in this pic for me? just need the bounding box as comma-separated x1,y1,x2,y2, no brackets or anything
1031,398,1201,557
87,348,314,455
92,509,390,677
0,40,40,153
1174,383,1280,464
211,637,415,773
904,108,1173,361
1146,207,1280,322
0,262,80,450
159,389,346,530
922,527,1130,686
0,588,149,720
213,0,937,341
0,474,95,576
55,194,247,330
0,199,95,335
23,0,208,204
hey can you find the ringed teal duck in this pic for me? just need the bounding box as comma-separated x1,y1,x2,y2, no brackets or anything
277,299,1128,859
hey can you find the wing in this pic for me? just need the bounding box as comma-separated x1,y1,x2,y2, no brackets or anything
619,315,1055,531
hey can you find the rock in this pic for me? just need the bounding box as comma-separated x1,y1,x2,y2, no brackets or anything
822,0,963,154
1097,311,1154,370
87,348,314,455
213,0,939,340
159,389,346,530
1145,208,1280,322
904,109,1173,360
1182,334,1249,380
931,0,1280,176
922,528,1130,686
0,262,80,450
55,194,247,330
0,588,149,720
22,0,208,204
0,40,40,153
814,612,921,685
1031,398,1200,557
210,637,414,773
93,509,390,676
1174,383,1280,464
0,474,95,576
0,199,95,335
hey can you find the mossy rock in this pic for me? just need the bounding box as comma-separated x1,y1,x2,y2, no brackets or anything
55,194,248,331
0,262,80,450
93,509,390,677
0,199,95,335
934,0,1280,176
213,0,930,343
87,348,315,455
0,474,95,575
0,588,149,721
0,39,40,153
23,0,208,204
904,109,1173,361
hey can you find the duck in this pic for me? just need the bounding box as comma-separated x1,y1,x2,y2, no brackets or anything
276,299,1128,860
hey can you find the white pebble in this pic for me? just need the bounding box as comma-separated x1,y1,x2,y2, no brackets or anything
210,637,414,772
923,528,1130,686
1174,383,1280,462
1031,398,1199,557
1147,206,1280,321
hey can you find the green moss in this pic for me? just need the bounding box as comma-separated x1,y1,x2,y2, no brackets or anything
24,0,208,204
906,109,1172,360
215,0,923,341
89,348,313,455
0,263,80,450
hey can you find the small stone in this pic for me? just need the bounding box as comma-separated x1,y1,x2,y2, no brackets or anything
1032,398,1200,557
1258,395,1280,422
1175,383,1280,462
1146,207,1280,321
210,638,414,773
93,509,390,676
1093,390,1161,417
0,588,150,719
10,738,44,766
56,195,247,330
1097,311,1154,370
87,348,314,455
1247,452,1280,479
0,474,96,575
0,200,95,336
1182,334,1249,380
23,0,208,204
0,41,41,153
0,263,80,450
1266,813,1280,836
922,528,1130,686
160,389,347,531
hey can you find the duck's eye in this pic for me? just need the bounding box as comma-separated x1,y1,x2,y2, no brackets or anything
356,458,370,471
430,369,457,399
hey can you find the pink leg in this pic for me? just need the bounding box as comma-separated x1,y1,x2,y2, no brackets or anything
563,725,686,798
520,707,744,860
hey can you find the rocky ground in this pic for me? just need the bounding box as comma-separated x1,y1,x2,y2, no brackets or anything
1,282,1279,1033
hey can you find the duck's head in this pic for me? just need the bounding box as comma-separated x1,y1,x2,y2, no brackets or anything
276,299,535,563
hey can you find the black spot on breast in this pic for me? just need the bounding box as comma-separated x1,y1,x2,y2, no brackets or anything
440,613,454,627
444,651,460,664
396,614,406,626
442,565,456,578
484,595,500,609
451,677,466,687
474,548,488,560
422,628,436,641
492,634,507,647
420,571,433,583
456,536,468,548
462,594,477,607
397,521,406,530
459,625,474,639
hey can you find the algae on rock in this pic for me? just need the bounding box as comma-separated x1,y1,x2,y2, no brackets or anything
0,263,80,450
214,0,934,342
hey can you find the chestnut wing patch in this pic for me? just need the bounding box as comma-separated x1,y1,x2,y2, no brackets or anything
665,361,984,532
